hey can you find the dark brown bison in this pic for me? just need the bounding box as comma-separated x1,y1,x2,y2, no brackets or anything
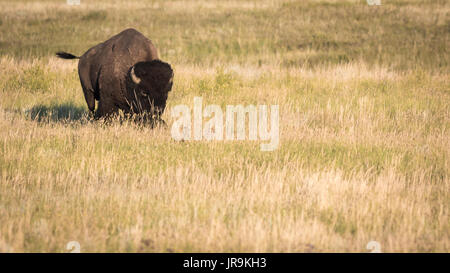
56,28,173,125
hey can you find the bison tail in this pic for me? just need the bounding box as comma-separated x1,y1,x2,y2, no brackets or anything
56,52,80,59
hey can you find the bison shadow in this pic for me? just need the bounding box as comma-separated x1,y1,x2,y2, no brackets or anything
27,103,89,122
26,103,167,128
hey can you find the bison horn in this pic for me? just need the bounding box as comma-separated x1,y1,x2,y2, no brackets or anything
130,66,141,84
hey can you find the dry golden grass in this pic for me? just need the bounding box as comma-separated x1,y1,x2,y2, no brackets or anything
0,0,449,252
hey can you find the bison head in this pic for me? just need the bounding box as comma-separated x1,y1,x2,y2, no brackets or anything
128,60,173,117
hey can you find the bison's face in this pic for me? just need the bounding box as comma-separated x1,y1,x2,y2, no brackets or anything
130,60,173,114
130,60,173,103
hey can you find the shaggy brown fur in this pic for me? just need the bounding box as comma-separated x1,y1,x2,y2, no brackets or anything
57,28,173,125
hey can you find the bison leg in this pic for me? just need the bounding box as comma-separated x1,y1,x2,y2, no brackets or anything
77,59,97,114
81,86,96,114
95,97,119,119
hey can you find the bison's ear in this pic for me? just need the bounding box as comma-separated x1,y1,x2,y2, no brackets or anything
130,66,141,84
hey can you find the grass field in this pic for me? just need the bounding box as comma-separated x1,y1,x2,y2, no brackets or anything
0,0,449,252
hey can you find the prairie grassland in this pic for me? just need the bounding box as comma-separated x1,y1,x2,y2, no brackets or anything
0,0,449,252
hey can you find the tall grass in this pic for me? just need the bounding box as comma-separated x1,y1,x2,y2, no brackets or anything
0,0,448,252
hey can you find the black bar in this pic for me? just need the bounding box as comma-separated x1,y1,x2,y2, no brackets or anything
0,253,447,272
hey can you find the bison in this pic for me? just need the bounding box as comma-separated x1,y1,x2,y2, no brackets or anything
56,28,173,126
